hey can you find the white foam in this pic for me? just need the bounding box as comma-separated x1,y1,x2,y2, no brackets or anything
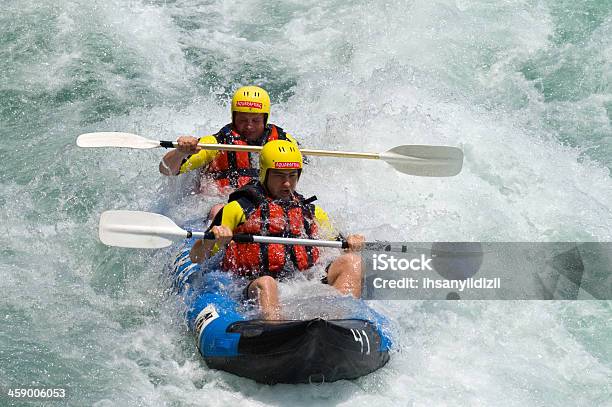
2,1,611,405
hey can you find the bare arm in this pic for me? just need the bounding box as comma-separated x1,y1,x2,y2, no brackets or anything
190,225,233,263
345,234,365,251
159,136,201,175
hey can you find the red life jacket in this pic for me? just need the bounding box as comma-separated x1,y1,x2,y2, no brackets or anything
222,182,320,277
206,124,287,190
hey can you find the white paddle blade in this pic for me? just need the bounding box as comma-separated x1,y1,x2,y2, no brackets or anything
99,210,188,249
77,132,161,149
380,145,464,177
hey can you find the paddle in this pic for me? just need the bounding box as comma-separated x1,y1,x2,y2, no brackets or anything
77,132,463,177
100,210,394,250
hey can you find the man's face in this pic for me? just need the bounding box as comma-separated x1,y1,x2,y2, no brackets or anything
233,112,266,141
265,169,299,200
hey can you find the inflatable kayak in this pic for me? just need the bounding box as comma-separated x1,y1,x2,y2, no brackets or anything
170,239,392,384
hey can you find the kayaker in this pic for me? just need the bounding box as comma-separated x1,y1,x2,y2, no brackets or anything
159,86,300,218
190,140,365,320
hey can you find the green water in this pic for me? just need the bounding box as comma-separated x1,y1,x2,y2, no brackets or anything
1,1,610,405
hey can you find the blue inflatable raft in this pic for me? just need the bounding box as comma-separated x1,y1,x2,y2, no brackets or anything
170,239,392,384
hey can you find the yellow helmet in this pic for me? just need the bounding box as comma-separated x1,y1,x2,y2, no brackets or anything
259,140,303,183
231,86,271,116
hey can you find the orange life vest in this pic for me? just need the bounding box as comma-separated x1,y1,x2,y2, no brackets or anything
206,124,287,190
222,182,320,277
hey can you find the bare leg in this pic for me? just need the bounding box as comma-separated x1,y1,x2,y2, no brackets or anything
248,276,281,320
325,253,363,297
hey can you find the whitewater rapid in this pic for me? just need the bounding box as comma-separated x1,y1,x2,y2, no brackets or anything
1,1,610,405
